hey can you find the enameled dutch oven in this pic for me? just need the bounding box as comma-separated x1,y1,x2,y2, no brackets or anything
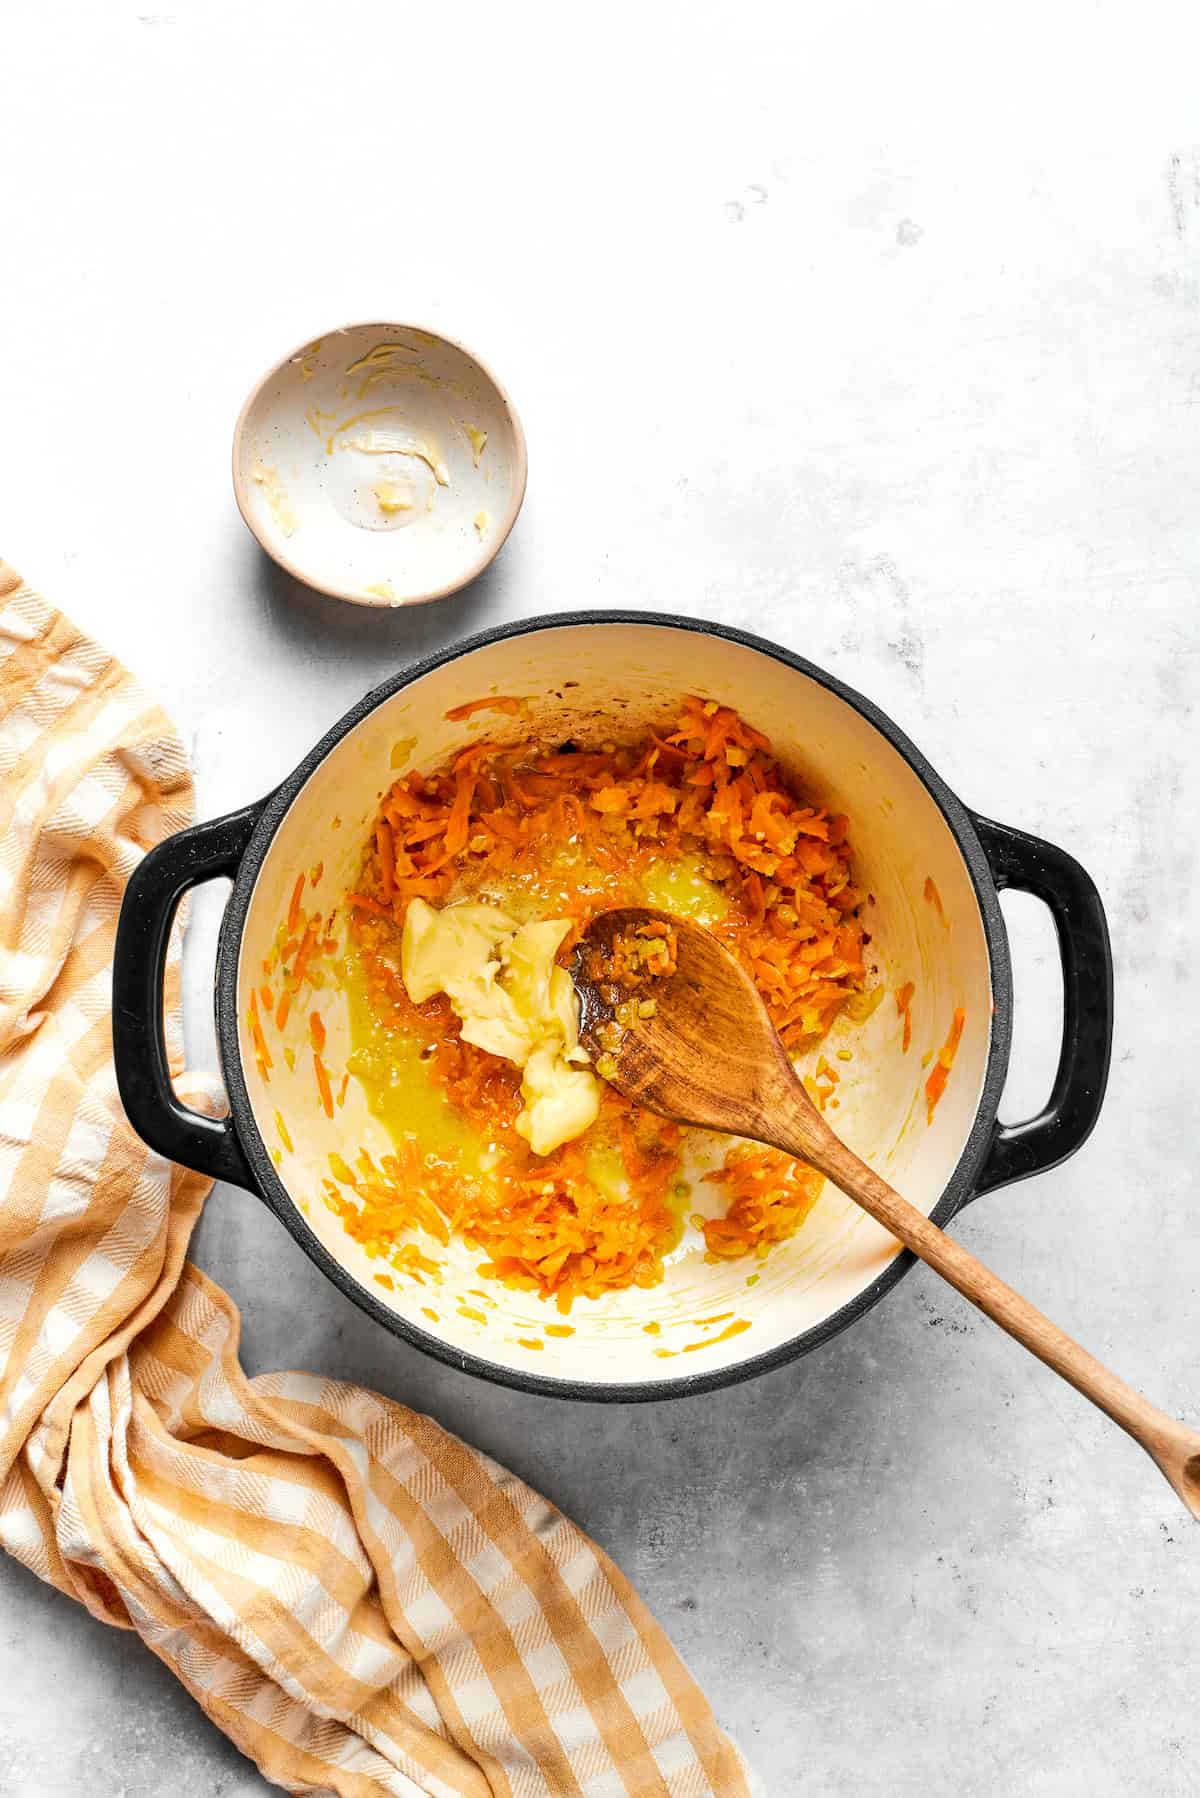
113,614,1113,1400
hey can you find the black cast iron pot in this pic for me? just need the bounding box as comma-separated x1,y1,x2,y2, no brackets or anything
113,614,1113,1399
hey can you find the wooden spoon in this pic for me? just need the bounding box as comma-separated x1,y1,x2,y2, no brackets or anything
574,907,1200,1519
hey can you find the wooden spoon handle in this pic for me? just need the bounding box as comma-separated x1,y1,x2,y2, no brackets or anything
775,1105,1200,1518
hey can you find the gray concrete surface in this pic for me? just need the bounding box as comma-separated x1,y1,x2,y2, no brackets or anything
3,3,1199,1793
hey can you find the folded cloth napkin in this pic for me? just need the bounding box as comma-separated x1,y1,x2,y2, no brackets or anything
0,565,753,1798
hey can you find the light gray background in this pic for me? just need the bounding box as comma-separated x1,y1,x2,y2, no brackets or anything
2,3,1198,1794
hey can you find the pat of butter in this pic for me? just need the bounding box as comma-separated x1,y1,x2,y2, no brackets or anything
401,899,600,1155
375,479,414,514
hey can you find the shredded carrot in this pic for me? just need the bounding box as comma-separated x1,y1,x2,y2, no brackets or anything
309,1011,326,1053
291,918,320,989
895,980,915,1054
376,820,395,903
925,1007,966,1123
337,1072,349,1108
700,1147,824,1260
444,695,524,720
398,1243,440,1281
310,861,324,885
313,1052,334,1119
337,695,875,1301
287,873,305,935
247,990,272,1078
347,891,393,918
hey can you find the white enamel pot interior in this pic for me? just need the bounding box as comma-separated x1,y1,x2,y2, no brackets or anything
213,616,1015,1397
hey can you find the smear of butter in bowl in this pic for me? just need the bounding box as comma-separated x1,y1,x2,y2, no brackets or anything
400,898,600,1156
374,478,415,516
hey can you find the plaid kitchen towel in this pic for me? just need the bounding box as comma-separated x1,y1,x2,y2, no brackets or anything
0,563,753,1798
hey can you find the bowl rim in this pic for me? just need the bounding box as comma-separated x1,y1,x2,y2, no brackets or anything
215,611,1014,1401
230,319,529,608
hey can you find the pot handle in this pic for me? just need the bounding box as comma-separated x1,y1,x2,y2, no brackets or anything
969,814,1113,1198
113,802,266,1192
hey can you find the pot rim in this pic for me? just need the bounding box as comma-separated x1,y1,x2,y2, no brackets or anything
214,611,1013,1401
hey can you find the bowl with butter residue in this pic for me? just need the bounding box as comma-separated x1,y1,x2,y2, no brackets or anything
232,322,527,607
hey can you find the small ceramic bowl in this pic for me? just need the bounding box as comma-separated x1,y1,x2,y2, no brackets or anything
232,323,527,607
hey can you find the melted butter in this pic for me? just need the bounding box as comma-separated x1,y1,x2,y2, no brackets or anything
293,339,323,381
340,895,692,1261
344,342,436,401
342,948,483,1171
462,424,488,467
640,854,729,925
583,1138,628,1203
375,478,416,514
327,408,450,483
474,511,489,533
346,343,421,374
304,404,338,441
251,462,297,536
364,580,401,605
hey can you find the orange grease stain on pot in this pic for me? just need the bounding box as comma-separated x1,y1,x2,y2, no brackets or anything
923,875,948,927
443,695,526,721
925,1007,966,1124
682,1319,752,1353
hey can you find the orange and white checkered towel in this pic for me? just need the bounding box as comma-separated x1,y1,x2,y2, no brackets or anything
0,564,753,1798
